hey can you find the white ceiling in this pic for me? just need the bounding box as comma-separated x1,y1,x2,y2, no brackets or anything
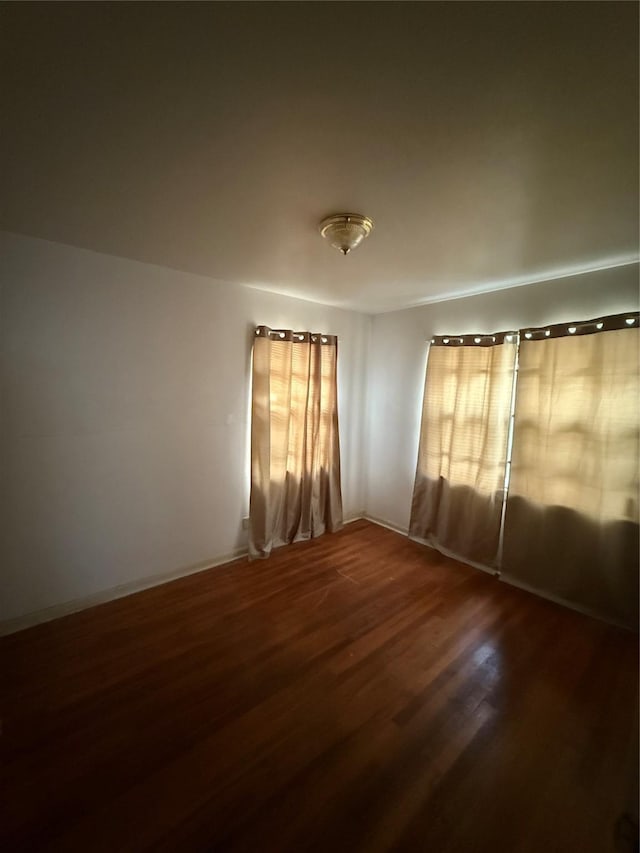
0,3,637,313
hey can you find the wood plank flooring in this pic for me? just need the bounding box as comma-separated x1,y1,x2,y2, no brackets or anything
1,520,637,852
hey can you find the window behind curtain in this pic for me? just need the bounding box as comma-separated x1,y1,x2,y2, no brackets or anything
250,326,342,559
410,313,639,627
503,315,639,627
410,332,517,567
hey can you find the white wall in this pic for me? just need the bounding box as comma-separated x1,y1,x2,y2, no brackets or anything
2,233,637,630
0,232,370,625
365,264,640,532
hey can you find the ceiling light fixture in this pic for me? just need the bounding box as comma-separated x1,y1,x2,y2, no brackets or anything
319,213,374,255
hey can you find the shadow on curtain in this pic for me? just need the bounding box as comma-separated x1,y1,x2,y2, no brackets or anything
503,315,639,629
409,331,517,567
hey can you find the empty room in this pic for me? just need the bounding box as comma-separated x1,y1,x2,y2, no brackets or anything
1,2,638,851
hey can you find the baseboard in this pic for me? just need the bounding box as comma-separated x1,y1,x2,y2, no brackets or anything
500,573,635,632
362,513,498,578
362,513,409,537
0,546,248,637
1,518,366,637
343,513,366,526
407,532,499,578
362,515,633,630
5,515,630,636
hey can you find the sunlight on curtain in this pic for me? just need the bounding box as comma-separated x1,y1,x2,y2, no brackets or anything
409,332,517,566
250,326,342,559
503,314,639,627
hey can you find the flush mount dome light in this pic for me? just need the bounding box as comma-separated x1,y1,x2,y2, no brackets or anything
319,213,374,255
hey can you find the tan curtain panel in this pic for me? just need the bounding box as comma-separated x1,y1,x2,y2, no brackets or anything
503,314,640,628
250,326,343,559
410,332,517,566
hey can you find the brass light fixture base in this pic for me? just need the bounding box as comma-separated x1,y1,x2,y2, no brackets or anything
319,213,374,255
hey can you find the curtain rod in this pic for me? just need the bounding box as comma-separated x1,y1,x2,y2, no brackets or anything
254,325,338,345
430,311,639,346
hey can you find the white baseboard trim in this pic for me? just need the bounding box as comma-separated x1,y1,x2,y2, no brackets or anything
500,573,634,632
361,513,495,579
1,518,366,637
362,515,632,630
407,532,499,578
0,546,248,637
343,513,366,526
361,513,409,537
4,515,630,636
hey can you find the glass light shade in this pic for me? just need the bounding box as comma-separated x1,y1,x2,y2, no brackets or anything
319,213,374,255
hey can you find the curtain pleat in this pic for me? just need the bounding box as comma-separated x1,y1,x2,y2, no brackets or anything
503,325,639,627
249,327,343,559
409,335,517,566
410,315,639,628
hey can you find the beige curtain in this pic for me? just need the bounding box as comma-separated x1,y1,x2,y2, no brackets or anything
503,314,639,628
410,332,517,566
250,326,343,559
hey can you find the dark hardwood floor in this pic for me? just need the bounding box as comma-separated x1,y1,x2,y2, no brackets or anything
2,520,637,852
